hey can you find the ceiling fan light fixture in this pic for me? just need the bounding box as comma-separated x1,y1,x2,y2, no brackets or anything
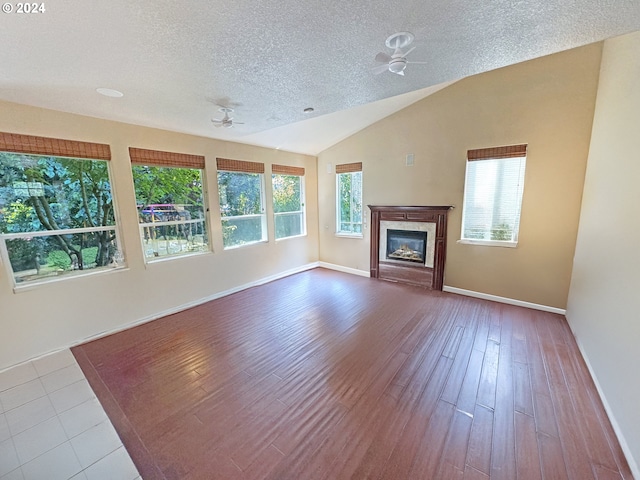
388,59,407,74
211,105,244,128
373,32,422,77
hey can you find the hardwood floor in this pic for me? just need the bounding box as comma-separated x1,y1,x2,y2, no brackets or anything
71,268,633,480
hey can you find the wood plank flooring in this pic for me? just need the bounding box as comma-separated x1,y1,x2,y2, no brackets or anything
71,268,633,480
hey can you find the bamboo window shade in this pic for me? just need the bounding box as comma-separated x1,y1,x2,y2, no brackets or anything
335,162,362,174
129,147,205,169
0,132,111,160
216,158,265,174
467,144,527,161
272,164,305,176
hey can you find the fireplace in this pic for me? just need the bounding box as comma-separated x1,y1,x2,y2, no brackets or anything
386,229,427,264
369,205,452,290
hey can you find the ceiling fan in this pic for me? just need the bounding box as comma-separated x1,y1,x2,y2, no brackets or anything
372,32,427,76
211,107,244,128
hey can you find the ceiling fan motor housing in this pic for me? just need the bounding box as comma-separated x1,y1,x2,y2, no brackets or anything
389,58,407,74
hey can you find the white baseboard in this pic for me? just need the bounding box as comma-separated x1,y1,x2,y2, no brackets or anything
317,261,370,278
73,262,321,346
445,285,637,474
570,332,640,479
0,262,321,373
250,262,320,288
443,285,566,315
7,266,634,477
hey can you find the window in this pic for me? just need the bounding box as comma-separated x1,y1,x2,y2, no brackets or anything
272,164,306,240
217,158,267,248
0,132,122,286
129,148,208,260
336,162,363,236
461,144,527,246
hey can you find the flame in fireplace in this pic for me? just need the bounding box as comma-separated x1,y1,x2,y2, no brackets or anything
389,244,423,261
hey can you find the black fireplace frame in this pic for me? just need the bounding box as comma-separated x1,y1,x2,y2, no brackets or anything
385,229,427,264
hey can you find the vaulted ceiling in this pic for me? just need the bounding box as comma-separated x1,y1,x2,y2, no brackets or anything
1,1,639,155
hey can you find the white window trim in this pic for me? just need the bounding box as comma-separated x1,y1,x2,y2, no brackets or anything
273,210,305,217
457,239,518,248
336,171,363,236
0,227,126,291
274,210,307,241
275,232,307,242
141,221,211,263
11,263,127,293
0,159,125,289
222,238,269,250
219,173,268,249
220,213,264,221
460,154,526,248
134,167,211,263
272,174,307,240
143,250,212,266
0,225,116,240
139,218,206,229
335,232,364,239
220,213,268,250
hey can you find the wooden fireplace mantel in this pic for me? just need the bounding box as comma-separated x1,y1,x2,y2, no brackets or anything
369,205,453,290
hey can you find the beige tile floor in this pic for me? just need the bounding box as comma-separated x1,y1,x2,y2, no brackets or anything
0,349,140,480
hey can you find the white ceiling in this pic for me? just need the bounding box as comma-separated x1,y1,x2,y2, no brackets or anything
1,1,639,156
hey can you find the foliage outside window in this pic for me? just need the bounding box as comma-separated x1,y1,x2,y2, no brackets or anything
273,174,305,240
461,146,527,246
336,170,363,235
132,165,208,260
0,152,121,285
218,171,267,248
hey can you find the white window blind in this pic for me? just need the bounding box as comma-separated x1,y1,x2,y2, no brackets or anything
461,145,527,245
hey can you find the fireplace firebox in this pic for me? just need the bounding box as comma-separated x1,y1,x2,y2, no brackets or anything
386,229,427,264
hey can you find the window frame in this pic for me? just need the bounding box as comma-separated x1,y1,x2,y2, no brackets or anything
132,173,210,264
335,165,363,238
216,158,268,250
272,165,306,241
0,133,125,289
129,148,210,263
459,144,527,248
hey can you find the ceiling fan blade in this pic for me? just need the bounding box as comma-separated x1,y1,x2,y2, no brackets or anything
212,119,222,123
406,61,429,65
402,46,416,57
233,122,245,125
372,64,390,75
374,52,392,63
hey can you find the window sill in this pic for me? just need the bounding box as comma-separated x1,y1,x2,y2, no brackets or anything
13,265,128,293
144,249,213,266
335,233,364,239
457,239,518,248
275,233,307,242
223,239,269,251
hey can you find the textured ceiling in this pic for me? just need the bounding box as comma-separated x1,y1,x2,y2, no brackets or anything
1,0,639,155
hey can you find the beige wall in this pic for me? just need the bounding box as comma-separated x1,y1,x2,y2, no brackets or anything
567,32,640,476
317,43,602,309
0,101,319,370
